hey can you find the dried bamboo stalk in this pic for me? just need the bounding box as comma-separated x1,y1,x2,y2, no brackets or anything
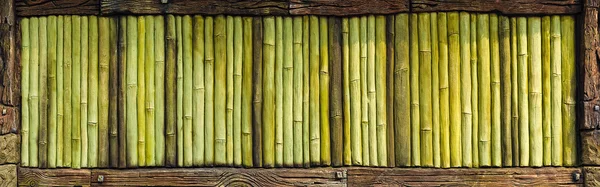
275,16,283,167
469,13,478,168
63,16,73,167
410,13,421,167
145,15,156,167
137,16,147,167
541,16,552,166
329,17,343,167
517,17,530,166
499,16,513,167
477,14,491,167
126,16,139,167
21,18,30,167
80,16,89,169
293,17,304,167
395,13,411,167
182,15,193,167
242,17,253,168
418,13,433,167
302,16,310,167
109,17,119,168
561,15,576,166
438,12,451,168
510,17,520,166
342,18,351,166
57,16,64,167
349,17,363,165
226,16,235,166
366,15,376,166
88,16,99,168
71,16,81,169
165,15,177,167
490,14,501,167
39,16,48,169
98,17,110,168
262,16,276,168
233,16,243,167
154,15,165,166
252,17,263,167
192,15,205,167
448,12,462,168
360,16,370,166
320,16,331,166
283,17,294,167
386,15,396,168
375,15,388,167
309,15,321,166
204,16,215,167
528,17,543,167
118,16,127,168
550,15,562,166
214,15,227,166
48,15,58,168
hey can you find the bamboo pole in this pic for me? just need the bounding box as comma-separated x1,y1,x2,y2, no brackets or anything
386,15,396,168
375,15,388,167
80,16,88,168
118,16,128,168
561,15,576,166
98,17,110,168
459,12,472,168
227,16,235,166
469,13,478,168
438,12,450,168
57,16,64,167
263,16,276,168
293,17,304,167
517,17,530,166
204,16,215,167
528,17,543,167
234,16,243,167
490,14,501,167
144,15,156,167
360,16,370,167
109,17,118,168
242,17,253,168
448,12,461,168
342,18,351,166
71,16,81,169
214,15,227,166
48,15,57,168
63,16,72,167
418,13,433,167
477,14,491,167
274,16,284,167
499,16,513,167
283,17,294,167
165,15,177,167
126,16,139,167
302,16,310,167
252,17,263,167
89,16,100,168
309,15,321,166
394,14,410,167
329,17,343,167
182,15,193,167
154,15,165,166
430,12,440,168
366,15,376,166
192,15,205,167
320,16,331,166
510,17,520,166
541,16,552,166
21,18,30,167
137,16,147,167
550,15,562,166
410,13,421,167
349,17,363,165
39,16,48,169
175,15,183,166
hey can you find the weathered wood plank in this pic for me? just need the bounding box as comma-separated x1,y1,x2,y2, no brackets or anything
18,167,91,187
289,0,409,15
15,0,100,16
584,167,600,186
0,164,17,187
581,0,600,130
0,0,18,107
581,130,600,165
101,0,289,15
348,167,583,186
0,134,19,164
0,106,19,135
412,0,582,15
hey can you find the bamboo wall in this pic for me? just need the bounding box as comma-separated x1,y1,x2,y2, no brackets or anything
20,13,577,169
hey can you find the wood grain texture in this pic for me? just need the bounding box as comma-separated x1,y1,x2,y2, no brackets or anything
18,167,91,187
581,0,600,130
101,0,288,15
581,130,600,165
412,0,582,15
16,0,100,16
0,0,19,107
0,134,19,164
0,106,19,135
0,164,17,187
289,0,409,15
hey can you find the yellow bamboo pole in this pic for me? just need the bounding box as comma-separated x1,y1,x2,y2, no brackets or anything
234,16,244,167
550,15,563,166
438,12,450,168
490,14,501,167
469,13,478,168
477,14,491,167
154,15,166,166
274,16,283,167
137,16,147,167
459,12,471,168
320,16,331,166
204,16,214,167
561,15,576,166
126,16,139,167
430,12,440,168
182,15,193,167
56,16,64,167
541,16,552,166
262,16,276,167
48,15,58,168
283,17,294,167
349,17,363,165
361,15,371,166
517,17,530,166
375,15,388,167
192,15,205,167
242,17,253,167
418,13,433,167
71,16,81,169
510,17,520,166
214,15,227,166
395,13,411,167
145,15,156,167
80,16,89,168
309,15,321,166
21,18,30,167
226,16,235,166
366,15,376,166
410,13,421,167
528,17,543,167
448,12,462,167
293,16,304,167
342,18,351,166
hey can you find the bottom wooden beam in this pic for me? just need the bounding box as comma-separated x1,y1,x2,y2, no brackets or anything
19,167,583,186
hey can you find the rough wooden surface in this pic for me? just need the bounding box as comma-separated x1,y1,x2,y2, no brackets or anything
582,0,600,130
289,0,409,15
101,0,289,15
0,164,17,187
412,0,582,15
585,167,600,187
0,106,19,135
582,130,600,165
0,0,18,107
0,134,19,164
16,0,100,16
18,167,91,187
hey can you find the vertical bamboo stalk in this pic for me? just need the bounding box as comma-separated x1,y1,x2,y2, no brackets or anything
80,16,88,168
395,13,411,167
386,15,396,168
438,12,450,168
126,16,139,167
541,16,552,166
233,16,243,167
252,17,263,167
459,12,471,168
274,16,284,167
137,16,147,167
145,15,156,167
329,17,343,167
263,16,276,168
490,14,501,167
21,18,30,167
182,15,193,167
418,13,433,167
165,15,177,167
57,16,64,167
71,16,81,169
499,16,513,167
349,17,363,165
561,15,576,166
360,16,370,167
293,17,304,167
469,13,478,168
550,15,562,166
410,14,421,167
302,16,310,167
375,15,388,167
192,15,205,167
528,17,543,167
309,15,321,166
214,15,227,166
39,16,48,169
63,16,73,167
366,15,376,166
517,17,530,166
320,16,331,166
510,17,520,166
204,16,215,167
175,15,184,167
430,12,440,168
448,12,462,168
109,17,119,168
48,15,58,168
118,16,128,168
477,14,491,167
283,17,294,167
98,17,110,168
342,18,352,166
242,17,253,168
154,15,165,166
227,16,235,166
89,16,100,168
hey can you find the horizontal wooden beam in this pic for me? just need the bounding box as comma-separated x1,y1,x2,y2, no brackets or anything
411,0,582,15
18,168,91,187
15,0,100,16
288,0,409,16
100,0,289,15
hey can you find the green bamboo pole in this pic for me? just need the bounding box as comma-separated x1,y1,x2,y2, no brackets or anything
21,18,30,167
459,12,472,168
252,17,263,167
182,15,193,167
342,18,351,166
176,15,183,167
528,17,543,167
89,16,100,168
215,15,227,166
242,17,253,168
283,17,294,167
71,16,81,169
118,16,128,168
227,16,235,166
293,17,304,167
469,13,478,168
144,15,156,167
63,16,72,167
98,17,110,168
550,15,563,166
437,12,450,168
517,17,530,166
366,15,376,166
39,16,48,169
274,16,284,167
192,15,205,167
418,13,433,167
137,16,147,167
561,15,576,166
263,16,276,168
108,17,118,168
320,16,331,166
477,14,491,167
165,15,176,167
80,16,88,168
430,12,440,168
349,17,363,165
510,17,520,166
309,15,321,166
375,15,388,167
410,13,421,167
490,14,501,167
541,16,552,166
234,16,243,167
154,15,165,166
302,16,310,167
394,13,410,167
204,16,215,167
56,16,64,167
126,16,139,167
448,12,462,168
360,16,370,167
499,16,513,167
330,17,344,167
48,15,58,168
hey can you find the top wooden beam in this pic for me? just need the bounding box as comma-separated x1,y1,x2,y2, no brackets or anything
15,0,582,16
